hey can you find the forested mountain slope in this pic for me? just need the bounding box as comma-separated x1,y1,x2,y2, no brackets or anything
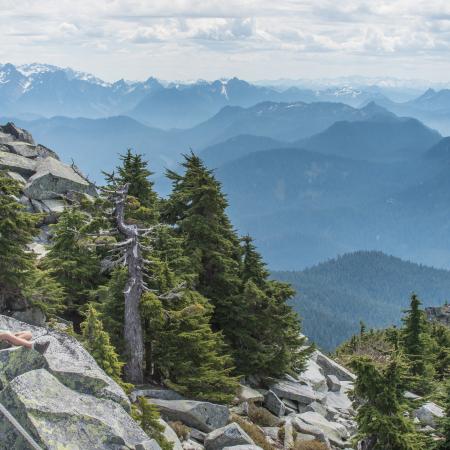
273,251,450,350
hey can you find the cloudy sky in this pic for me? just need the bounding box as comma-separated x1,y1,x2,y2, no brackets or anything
1,0,449,82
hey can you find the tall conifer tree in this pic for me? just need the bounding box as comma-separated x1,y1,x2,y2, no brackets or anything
163,154,309,377
43,207,102,320
401,294,435,394
0,173,38,297
351,355,426,450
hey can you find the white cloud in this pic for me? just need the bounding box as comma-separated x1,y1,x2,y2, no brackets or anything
1,0,450,81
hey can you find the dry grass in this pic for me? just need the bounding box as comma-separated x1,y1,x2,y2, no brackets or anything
231,413,275,450
248,403,280,427
168,421,190,441
293,440,329,450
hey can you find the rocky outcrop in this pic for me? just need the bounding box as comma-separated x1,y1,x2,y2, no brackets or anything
0,314,158,449
425,304,450,327
149,399,230,433
413,402,445,428
204,423,254,450
0,122,96,217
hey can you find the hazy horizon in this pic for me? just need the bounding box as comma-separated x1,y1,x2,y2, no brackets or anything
2,1,450,83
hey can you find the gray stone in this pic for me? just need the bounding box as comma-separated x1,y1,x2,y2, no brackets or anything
0,369,160,450
0,150,37,176
2,141,58,160
326,374,342,392
292,417,331,449
0,123,35,144
238,385,264,403
24,157,96,200
264,390,286,417
183,439,205,450
137,440,165,450
190,427,207,443
297,358,328,392
160,418,183,450
314,351,356,382
404,391,422,401
413,402,444,428
299,401,328,418
204,423,254,450
296,412,349,447
261,427,279,440
40,198,66,214
223,446,263,450
295,433,315,442
149,399,229,433
6,170,27,184
283,417,295,449
322,391,353,414
131,387,185,402
10,307,46,327
270,380,322,405
282,398,298,412
0,315,129,409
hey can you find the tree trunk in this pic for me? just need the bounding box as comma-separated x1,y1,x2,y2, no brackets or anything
113,184,145,384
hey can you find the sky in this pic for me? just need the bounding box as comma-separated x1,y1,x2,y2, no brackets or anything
1,0,450,82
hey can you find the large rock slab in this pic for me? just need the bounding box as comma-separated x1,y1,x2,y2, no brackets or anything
413,402,444,428
296,412,349,447
322,391,353,414
0,150,37,176
131,387,185,402
313,351,356,382
24,157,96,200
0,315,129,409
2,141,59,160
264,390,286,417
238,385,264,403
149,399,229,433
298,358,328,392
204,423,254,450
0,369,159,450
270,380,322,405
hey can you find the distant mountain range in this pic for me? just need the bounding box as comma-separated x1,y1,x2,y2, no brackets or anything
2,100,404,180
273,251,450,350
6,62,450,130
367,88,450,135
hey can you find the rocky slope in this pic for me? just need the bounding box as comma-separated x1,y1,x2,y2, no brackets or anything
0,315,162,449
0,314,359,449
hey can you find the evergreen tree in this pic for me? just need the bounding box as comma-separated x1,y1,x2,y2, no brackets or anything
351,355,426,450
163,155,309,377
401,294,435,394
94,267,127,355
104,149,158,224
24,268,66,317
360,320,367,337
141,289,238,403
43,207,102,320
81,304,124,384
0,173,38,296
429,322,450,381
163,153,242,320
232,236,309,376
